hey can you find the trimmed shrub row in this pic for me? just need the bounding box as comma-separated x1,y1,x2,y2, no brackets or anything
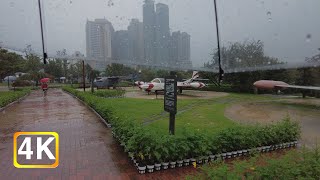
93,89,125,98
63,86,301,173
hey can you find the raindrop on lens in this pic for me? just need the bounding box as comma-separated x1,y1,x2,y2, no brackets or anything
267,11,272,22
306,34,312,42
9,2,15,7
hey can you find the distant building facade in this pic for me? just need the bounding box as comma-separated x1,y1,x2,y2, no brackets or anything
128,19,144,65
143,0,156,65
155,3,170,67
112,30,129,62
170,31,192,69
86,18,114,64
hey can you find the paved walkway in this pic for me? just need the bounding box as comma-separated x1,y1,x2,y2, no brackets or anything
0,89,195,180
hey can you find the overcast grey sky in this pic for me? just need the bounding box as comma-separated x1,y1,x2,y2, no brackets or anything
0,0,319,68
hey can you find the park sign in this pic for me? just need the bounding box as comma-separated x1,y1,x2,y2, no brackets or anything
164,76,177,114
164,76,177,135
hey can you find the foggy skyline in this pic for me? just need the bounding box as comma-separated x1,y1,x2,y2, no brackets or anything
0,0,319,69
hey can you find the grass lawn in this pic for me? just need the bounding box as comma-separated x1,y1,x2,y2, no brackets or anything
0,89,30,108
103,93,274,136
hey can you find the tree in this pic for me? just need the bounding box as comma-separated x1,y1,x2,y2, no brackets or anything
0,48,25,82
205,40,286,92
44,59,63,78
105,63,137,76
207,40,281,70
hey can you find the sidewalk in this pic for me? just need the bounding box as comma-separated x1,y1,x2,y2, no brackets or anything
0,89,195,180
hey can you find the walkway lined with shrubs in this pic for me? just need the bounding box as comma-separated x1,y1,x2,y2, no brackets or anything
0,89,195,179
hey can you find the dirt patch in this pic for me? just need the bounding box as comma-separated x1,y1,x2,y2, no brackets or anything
225,101,320,147
125,88,229,100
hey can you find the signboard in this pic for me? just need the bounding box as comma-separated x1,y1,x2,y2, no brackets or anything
164,76,177,114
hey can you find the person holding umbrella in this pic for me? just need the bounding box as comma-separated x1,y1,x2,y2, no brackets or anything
40,78,50,96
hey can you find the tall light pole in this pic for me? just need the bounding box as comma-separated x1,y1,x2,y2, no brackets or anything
38,0,47,65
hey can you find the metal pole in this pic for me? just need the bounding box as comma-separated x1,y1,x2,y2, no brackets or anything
213,0,224,85
82,60,85,92
169,113,175,135
91,70,94,93
38,0,47,64
7,76,10,90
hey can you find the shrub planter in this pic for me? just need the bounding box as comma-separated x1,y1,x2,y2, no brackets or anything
183,159,190,166
196,158,203,164
138,165,146,174
216,154,222,160
155,163,161,171
190,158,196,164
232,151,237,158
177,160,183,167
209,155,215,161
107,123,112,128
170,161,176,168
265,145,271,152
242,150,248,156
147,165,154,173
237,150,243,157
294,141,298,147
290,142,295,147
262,146,266,153
279,144,284,149
222,153,227,159
226,152,232,159
203,156,209,163
257,147,263,153
162,162,169,170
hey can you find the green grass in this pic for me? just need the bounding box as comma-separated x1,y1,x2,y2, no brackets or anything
91,91,291,136
147,99,237,136
0,89,30,108
186,147,320,180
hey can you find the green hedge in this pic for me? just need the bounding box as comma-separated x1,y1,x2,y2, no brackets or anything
0,89,30,108
93,89,125,98
63,86,300,166
187,147,320,179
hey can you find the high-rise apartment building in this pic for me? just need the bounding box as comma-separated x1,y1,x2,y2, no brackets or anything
143,0,156,65
170,31,192,69
128,19,144,65
112,30,129,62
155,3,170,67
86,18,114,63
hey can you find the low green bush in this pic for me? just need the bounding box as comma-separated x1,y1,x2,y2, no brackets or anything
0,89,30,108
63,86,301,165
187,146,320,179
93,89,125,98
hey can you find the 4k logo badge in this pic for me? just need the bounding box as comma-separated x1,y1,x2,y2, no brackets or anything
13,132,59,168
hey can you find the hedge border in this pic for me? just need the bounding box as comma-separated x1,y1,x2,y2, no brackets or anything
63,90,112,128
0,91,30,112
63,87,300,174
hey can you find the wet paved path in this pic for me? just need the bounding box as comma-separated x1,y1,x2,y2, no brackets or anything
0,89,195,180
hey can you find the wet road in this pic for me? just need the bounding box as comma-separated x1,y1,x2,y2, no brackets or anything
0,89,195,180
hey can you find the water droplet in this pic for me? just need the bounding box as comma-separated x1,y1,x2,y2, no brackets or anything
69,0,72,4
268,61,271,65
107,0,114,7
318,48,320,51
306,34,312,42
267,11,272,22
9,2,15,7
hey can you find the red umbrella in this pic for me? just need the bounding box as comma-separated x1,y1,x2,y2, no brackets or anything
40,78,50,83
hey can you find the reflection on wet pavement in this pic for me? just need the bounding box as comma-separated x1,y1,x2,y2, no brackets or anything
0,89,195,179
